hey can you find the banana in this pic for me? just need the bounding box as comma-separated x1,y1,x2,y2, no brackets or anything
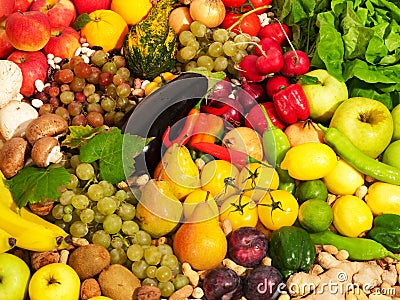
0,171,14,208
0,227,17,253
0,203,60,252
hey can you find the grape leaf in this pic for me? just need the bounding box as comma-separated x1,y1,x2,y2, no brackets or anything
79,127,146,184
62,125,106,148
6,166,71,208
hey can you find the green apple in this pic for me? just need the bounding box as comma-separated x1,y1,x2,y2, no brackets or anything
0,253,31,300
391,103,400,141
28,263,80,300
382,140,400,168
298,69,348,123
329,97,393,158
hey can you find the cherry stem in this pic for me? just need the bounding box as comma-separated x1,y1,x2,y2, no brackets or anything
227,5,271,32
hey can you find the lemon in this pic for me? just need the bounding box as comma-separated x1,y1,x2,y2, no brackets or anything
294,179,328,204
298,199,333,233
280,142,338,180
323,158,364,195
332,195,373,237
365,182,400,215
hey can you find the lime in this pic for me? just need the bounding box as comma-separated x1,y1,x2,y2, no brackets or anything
294,179,328,204
298,199,333,233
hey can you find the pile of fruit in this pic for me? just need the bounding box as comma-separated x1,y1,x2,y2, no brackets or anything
1,0,400,299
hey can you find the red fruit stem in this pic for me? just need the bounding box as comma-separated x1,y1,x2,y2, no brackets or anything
227,5,271,32
274,18,297,59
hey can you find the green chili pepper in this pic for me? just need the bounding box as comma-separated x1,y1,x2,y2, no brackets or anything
310,230,400,261
368,214,400,253
261,105,291,167
276,167,296,194
319,125,400,185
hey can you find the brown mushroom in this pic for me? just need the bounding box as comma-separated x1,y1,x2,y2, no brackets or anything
0,137,28,178
25,113,68,145
31,136,63,167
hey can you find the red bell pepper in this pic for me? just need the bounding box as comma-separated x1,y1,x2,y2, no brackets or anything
272,83,310,124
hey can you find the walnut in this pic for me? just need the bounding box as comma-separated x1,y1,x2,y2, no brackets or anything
80,278,101,300
133,286,161,300
31,250,60,270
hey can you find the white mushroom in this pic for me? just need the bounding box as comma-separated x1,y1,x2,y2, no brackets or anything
0,137,28,178
0,100,39,140
0,60,23,109
31,136,63,167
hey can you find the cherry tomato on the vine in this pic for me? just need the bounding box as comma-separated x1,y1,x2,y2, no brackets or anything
241,0,272,13
222,0,247,8
249,0,272,9
223,12,261,37
221,11,242,33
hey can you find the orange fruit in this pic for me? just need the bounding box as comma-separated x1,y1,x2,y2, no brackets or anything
111,0,152,25
80,10,129,52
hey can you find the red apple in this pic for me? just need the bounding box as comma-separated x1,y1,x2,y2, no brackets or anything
6,11,51,51
72,0,111,14
13,0,34,12
30,0,76,28
0,0,15,21
43,26,80,59
0,19,15,59
7,50,48,97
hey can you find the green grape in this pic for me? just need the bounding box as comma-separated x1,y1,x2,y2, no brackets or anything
80,208,95,223
117,202,136,221
52,203,64,220
75,163,95,181
213,28,229,43
116,83,131,98
172,274,190,290
110,248,127,265
71,194,90,210
234,33,251,50
160,254,179,270
155,266,172,283
127,244,144,261
63,204,73,214
97,197,117,215
101,96,116,112
179,30,196,46
197,55,214,71
176,50,188,64
93,206,106,223
144,245,162,265
231,49,248,63
87,184,104,201
63,213,73,223
86,93,100,104
65,174,79,190
227,59,238,75
207,42,224,57
146,265,157,278
136,230,152,246
116,67,130,81
180,46,197,61
142,278,158,287
115,190,127,202
122,220,139,236
190,21,206,37
131,260,149,279
83,83,96,97
111,236,124,249
223,40,238,57
214,56,229,71
69,155,81,169
59,190,75,205
102,61,117,75
186,39,200,51
91,50,108,67
157,244,173,256
184,61,198,71
92,230,111,248
158,281,175,298
70,221,88,237
125,190,138,205
103,214,122,234
60,90,74,104
99,181,115,196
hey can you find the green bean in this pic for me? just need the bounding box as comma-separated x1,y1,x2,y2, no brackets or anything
310,230,400,261
319,125,400,185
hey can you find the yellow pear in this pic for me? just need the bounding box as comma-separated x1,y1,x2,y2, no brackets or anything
154,144,200,200
136,179,183,238
183,189,219,221
173,200,227,270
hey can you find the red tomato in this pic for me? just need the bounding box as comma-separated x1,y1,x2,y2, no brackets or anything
221,11,261,36
246,0,272,13
222,0,247,8
221,11,241,33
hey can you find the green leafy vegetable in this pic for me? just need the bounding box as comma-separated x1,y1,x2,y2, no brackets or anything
6,166,71,208
79,127,146,184
62,125,106,149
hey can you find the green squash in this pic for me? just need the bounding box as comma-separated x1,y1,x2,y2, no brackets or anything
123,0,177,80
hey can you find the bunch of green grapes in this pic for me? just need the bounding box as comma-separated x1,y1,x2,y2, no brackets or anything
49,155,190,298
176,21,253,77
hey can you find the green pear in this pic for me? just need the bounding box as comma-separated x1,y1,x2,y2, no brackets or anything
135,179,183,238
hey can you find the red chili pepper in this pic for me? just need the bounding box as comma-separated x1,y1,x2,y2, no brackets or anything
190,142,260,169
162,99,202,148
201,103,230,115
272,83,310,124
